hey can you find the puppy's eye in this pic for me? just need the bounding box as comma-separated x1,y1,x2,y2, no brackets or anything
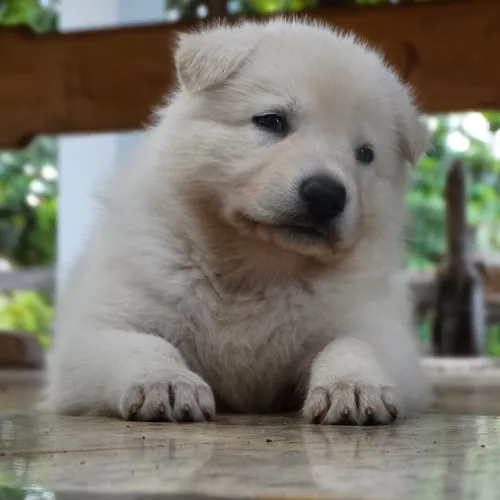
355,144,375,165
252,113,288,135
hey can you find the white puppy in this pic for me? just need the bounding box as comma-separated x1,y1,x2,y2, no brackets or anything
45,18,431,425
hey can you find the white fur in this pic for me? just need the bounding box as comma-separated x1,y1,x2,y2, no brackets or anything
44,19,431,425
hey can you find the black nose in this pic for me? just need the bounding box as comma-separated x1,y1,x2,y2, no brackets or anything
299,175,347,220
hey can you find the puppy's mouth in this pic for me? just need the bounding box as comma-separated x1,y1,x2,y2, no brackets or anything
254,214,342,248
226,209,342,251
272,221,332,242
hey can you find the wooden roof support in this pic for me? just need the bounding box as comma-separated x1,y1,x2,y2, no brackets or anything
1,0,499,148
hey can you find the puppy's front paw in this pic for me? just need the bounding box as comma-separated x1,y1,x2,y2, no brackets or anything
119,372,215,422
303,380,397,426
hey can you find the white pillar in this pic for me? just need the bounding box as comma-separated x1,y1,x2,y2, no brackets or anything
57,0,164,296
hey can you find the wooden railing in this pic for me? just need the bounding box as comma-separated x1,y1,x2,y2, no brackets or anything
0,268,54,292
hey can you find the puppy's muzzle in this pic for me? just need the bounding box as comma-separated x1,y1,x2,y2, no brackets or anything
271,174,347,244
299,174,347,223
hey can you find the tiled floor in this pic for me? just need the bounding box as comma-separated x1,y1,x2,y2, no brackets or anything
1,363,500,500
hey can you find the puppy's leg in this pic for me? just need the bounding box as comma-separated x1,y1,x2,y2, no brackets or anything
303,337,397,425
45,330,215,422
303,282,430,426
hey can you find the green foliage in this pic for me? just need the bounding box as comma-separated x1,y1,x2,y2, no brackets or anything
0,487,26,500
487,325,500,357
0,291,52,347
0,137,58,267
418,311,433,349
0,0,58,32
0,135,56,348
245,0,317,15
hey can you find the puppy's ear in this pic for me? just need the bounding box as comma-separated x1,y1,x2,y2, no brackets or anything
391,76,429,166
175,24,261,93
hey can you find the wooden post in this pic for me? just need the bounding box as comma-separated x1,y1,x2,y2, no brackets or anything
432,160,486,356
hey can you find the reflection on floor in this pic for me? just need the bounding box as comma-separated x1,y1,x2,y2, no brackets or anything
0,360,500,500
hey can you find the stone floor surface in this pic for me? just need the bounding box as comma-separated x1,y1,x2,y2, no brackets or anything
0,363,500,500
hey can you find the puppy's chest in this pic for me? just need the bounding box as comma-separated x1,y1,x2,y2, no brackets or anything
172,279,332,411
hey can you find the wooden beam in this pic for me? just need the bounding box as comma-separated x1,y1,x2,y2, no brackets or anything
1,0,500,148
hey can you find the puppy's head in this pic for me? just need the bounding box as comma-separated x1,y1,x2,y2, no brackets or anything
166,20,428,262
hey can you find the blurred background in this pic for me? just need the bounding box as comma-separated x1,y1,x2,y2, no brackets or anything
1,0,500,356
